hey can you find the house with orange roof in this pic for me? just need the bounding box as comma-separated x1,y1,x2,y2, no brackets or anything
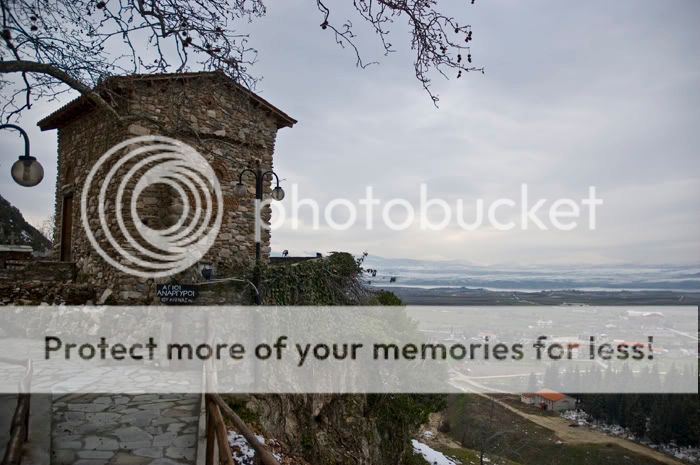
520,389,577,412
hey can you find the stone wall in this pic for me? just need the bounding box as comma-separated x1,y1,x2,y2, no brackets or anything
0,260,75,283
0,281,95,306
47,74,291,302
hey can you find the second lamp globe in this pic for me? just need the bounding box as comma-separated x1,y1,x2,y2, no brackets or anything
271,186,285,201
233,183,248,197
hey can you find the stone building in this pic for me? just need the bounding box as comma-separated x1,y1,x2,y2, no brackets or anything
37,72,295,301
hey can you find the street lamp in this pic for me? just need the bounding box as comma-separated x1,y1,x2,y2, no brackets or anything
1,123,44,187
233,164,285,304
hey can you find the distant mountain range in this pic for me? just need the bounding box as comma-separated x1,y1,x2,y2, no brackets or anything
360,255,700,292
0,193,51,252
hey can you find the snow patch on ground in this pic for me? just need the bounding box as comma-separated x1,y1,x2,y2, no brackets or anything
227,431,283,465
411,439,460,465
228,431,256,465
561,410,699,463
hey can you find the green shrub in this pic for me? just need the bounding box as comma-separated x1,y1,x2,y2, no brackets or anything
370,289,403,306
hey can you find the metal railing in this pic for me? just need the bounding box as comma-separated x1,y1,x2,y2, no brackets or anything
0,358,32,465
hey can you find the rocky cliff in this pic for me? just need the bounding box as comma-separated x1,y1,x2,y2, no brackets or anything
239,393,443,465
0,193,51,251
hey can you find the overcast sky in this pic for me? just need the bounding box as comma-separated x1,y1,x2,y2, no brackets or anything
1,0,698,266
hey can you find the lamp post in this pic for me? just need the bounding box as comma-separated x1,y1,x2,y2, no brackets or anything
233,164,285,304
1,124,44,187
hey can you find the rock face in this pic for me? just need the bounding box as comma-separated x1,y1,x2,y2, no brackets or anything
0,193,52,252
247,394,412,465
37,72,295,301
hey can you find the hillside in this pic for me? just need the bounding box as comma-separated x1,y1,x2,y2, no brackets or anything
440,394,684,465
0,193,51,252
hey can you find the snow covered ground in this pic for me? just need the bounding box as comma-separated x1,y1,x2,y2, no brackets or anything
561,410,700,463
228,431,257,465
227,431,284,465
412,440,460,465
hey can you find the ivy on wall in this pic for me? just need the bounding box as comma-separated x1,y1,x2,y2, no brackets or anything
258,252,395,305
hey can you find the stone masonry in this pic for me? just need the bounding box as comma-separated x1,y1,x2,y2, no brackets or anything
37,72,296,302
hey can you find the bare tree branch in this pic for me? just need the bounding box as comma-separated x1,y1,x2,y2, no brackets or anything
0,0,482,120
316,0,484,105
0,60,120,119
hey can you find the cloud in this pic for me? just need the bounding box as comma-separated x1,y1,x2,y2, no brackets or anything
1,0,698,265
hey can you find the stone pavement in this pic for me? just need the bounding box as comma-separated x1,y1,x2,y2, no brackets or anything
51,393,200,465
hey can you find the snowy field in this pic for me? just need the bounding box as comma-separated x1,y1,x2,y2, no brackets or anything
561,410,700,464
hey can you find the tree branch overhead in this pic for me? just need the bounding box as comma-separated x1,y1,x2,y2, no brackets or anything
0,0,482,120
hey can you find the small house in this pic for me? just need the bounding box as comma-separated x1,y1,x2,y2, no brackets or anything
37,72,296,301
521,389,576,412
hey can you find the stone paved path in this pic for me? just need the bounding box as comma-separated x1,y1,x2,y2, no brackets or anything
51,393,200,465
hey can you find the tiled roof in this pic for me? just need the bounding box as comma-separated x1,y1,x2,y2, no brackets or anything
37,71,296,130
535,389,567,402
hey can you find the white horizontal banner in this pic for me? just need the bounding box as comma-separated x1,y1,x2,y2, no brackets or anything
0,306,696,394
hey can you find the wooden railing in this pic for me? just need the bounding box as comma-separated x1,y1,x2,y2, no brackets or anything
205,394,234,465
202,315,279,465
0,358,32,465
205,393,280,465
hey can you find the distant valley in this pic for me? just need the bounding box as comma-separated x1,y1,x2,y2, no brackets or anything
361,256,700,305
362,255,700,291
